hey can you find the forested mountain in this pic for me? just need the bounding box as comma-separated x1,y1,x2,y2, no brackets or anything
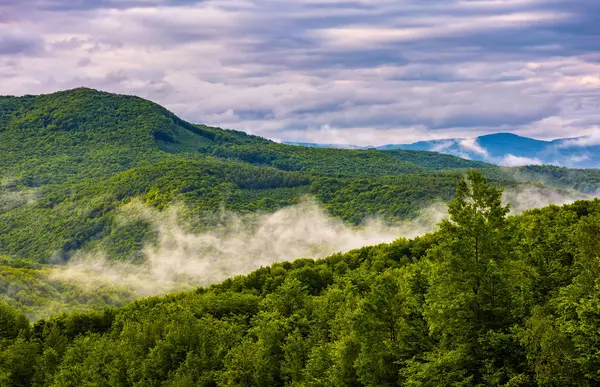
2,171,600,386
2,88,600,266
0,88,499,320
2,89,600,385
0,88,466,264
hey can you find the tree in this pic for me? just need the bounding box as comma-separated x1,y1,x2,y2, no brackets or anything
445,169,510,264
417,170,524,384
354,268,430,387
0,302,29,341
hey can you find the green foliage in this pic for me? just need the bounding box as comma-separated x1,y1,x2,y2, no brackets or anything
0,263,140,321
420,170,520,384
2,172,600,386
489,165,600,194
0,302,29,341
5,88,600,385
2,88,599,265
383,149,492,170
0,88,476,263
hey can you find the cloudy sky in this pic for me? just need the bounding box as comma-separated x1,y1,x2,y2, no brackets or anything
1,0,599,145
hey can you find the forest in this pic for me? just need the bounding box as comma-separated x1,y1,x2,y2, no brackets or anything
2,89,600,386
2,88,599,264
2,170,600,386
0,88,473,264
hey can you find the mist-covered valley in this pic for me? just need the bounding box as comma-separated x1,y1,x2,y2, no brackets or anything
48,184,599,290
2,182,596,320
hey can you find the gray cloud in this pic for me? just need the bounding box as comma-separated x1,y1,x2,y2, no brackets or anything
0,0,599,144
0,33,44,55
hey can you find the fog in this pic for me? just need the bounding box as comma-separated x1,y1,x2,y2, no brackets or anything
50,199,448,295
503,185,594,215
49,183,600,298
0,176,38,213
0,179,576,322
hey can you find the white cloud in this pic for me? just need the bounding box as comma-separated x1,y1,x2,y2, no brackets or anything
316,11,568,49
432,140,457,152
570,154,590,163
556,128,600,148
458,138,490,157
499,154,543,166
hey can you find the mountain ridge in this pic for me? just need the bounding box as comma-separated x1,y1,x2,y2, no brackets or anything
285,132,600,168
0,88,480,263
2,87,600,265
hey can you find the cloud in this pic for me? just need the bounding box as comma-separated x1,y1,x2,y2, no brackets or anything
432,140,457,152
570,154,590,163
424,138,546,166
458,138,489,157
556,129,600,148
502,185,596,214
0,32,45,55
315,11,569,49
499,154,543,166
0,0,599,144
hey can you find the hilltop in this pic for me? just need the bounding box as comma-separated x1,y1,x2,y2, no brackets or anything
0,87,431,183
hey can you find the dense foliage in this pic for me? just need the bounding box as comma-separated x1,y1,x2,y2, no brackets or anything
0,259,140,321
1,171,600,386
0,88,479,263
382,149,492,170
3,88,600,265
4,88,600,265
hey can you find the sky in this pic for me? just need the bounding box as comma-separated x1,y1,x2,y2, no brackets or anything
1,0,600,146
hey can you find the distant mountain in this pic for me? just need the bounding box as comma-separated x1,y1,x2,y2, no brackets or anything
287,133,600,168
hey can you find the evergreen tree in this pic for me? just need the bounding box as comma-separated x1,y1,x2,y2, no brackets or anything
416,170,523,385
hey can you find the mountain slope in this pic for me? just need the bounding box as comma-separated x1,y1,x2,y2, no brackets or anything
2,173,600,386
1,88,599,264
0,88,466,263
0,88,439,181
477,132,548,155
284,142,495,169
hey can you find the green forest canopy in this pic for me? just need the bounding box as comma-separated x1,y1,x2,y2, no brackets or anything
1,170,600,386
2,88,600,265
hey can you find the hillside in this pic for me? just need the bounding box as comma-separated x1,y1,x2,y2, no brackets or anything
0,87,425,182
1,171,599,386
2,88,600,265
2,90,600,385
0,88,480,264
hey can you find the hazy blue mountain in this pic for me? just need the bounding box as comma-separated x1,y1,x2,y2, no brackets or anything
288,133,600,168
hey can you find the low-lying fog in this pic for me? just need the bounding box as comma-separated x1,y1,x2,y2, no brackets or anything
3,184,597,319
